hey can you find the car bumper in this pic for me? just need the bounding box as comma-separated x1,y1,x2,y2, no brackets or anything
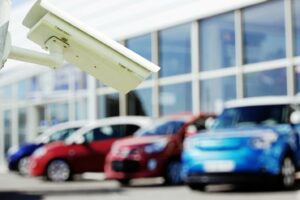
29,157,47,177
183,172,279,185
182,147,282,177
105,154,169,180
7,160,18,171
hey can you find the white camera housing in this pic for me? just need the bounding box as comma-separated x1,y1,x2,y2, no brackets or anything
2,0,160,93
0,0,10,69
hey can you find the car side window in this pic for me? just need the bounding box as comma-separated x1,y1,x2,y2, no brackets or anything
190,118,207,131
84,125,127,142
49,128,79,142
84,130,94,143
124,124,140,136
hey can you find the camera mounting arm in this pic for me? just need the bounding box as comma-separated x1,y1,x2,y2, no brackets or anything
8,36,66,69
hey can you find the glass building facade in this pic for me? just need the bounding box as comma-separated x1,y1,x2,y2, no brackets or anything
200,12,236,71
1,0,300,155
243,0,286,64
295,0,300,56
159,24,192,77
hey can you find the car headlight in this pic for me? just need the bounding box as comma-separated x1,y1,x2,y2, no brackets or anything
111,143,121,155
111,143,117,153
251,132,278,149
144,139,168,154
33,147,47,157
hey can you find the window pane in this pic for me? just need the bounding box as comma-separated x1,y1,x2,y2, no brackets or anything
159,24,191,77
53,66,70,91
97,93,120,118
4,110,11,153
126,34,151,61
18,108,27,144
18,80,29,100
160,82,192,115
244,68,287,97
294,65,300,93
127,34,152,79
200,12,235,71
127,88,152,116
295,0,300,56
75,99,87,120
29,77,39,98
74,69,87,90
243,0,285,64
200,76,236,112
0,85,12,101
47,103,69,125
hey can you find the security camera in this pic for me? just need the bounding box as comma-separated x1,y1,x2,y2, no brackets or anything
0,0,10,69
0,0,160,93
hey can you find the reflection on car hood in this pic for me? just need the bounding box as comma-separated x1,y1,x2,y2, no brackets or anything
7,143,42,157
19,143,40,149
196,125,290,140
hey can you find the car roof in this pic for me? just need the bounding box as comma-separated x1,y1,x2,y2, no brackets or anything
65,116,152,142
225,96,300,108
82,116,152,128
35,120,88,142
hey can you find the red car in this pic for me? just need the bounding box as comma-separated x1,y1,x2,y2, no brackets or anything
105,113,213,185
29,116,152,182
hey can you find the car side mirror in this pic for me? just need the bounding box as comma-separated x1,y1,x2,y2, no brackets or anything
205,117,215,130
290,111,300,125
185,125,198,136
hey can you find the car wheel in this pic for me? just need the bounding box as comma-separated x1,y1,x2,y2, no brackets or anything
280,156,296,189
187,183,206,191
46,159,71,182
164,161,183,185
18,156,30,176
117,179,131,186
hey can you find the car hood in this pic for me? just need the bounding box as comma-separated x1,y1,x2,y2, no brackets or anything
196,125,288,139
188,126,289,151
113,135,170,148
18,143,41,151
43,141,67,151
7,143,42,157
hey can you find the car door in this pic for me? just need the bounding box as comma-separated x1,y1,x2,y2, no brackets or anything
75,124,140,173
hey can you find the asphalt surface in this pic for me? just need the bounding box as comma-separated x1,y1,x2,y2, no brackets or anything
1,172,300,200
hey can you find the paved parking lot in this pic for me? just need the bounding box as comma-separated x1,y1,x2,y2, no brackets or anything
1,172,300,200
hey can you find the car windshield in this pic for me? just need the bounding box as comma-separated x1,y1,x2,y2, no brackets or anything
135,120,185,137
212,104,289,129
47,128,80,143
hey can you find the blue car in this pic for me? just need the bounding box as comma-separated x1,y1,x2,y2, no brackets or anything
182,98,300,190
7,121,87,175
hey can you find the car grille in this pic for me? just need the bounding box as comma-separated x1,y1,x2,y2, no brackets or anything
111,160,140,173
